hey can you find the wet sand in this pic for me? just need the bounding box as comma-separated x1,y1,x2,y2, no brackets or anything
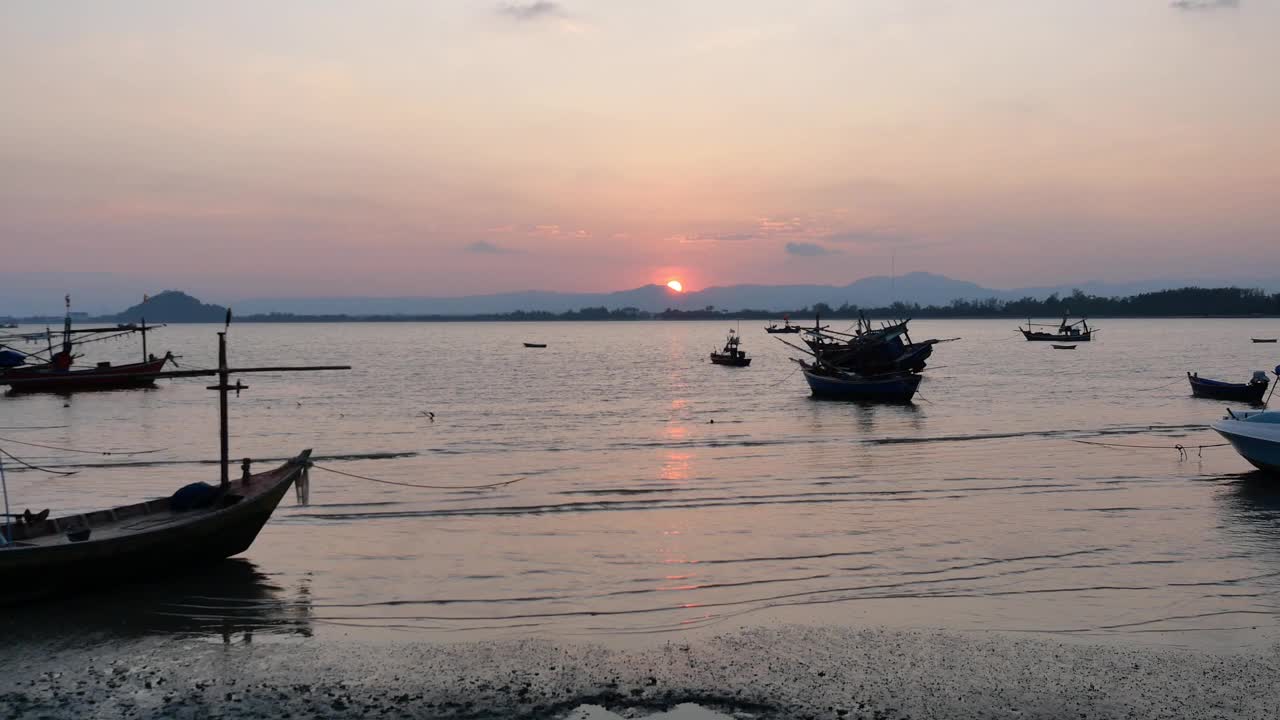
3,625,1276,719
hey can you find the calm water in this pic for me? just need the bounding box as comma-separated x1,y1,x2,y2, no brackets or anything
2,319,1280,652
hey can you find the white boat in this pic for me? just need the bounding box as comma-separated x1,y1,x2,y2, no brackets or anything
1212,410,1280,473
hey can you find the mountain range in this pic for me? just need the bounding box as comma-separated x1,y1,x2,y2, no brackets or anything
6,272,1280,318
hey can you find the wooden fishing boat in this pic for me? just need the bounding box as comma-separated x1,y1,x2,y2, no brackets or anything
1020,314,1094,342
802,315,939,375
0,319,348,605
3,353,171,393
798,362,922,402
710,329,751,366
1052,344,1077,350
0,451,311,606
522,342,547,348
764,318,801,334
1187,371,1269,404
1253,338,1278,344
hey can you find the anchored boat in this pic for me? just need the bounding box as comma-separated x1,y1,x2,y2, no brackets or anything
1188,371,1269,405
797,361,923,403
710,329,751,366
1020,314,1094,342
0,318,349,604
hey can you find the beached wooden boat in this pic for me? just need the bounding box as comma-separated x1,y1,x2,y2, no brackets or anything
710,329,751,366
0,452,311,606
1020,314,1094,342
0,320,348,605
1188,371,1269,404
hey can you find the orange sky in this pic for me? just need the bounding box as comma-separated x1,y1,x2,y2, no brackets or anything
2,1,1278,297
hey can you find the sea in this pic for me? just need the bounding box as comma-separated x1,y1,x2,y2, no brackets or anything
2,319,1279,718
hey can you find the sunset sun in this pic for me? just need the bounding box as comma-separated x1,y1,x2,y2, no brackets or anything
666,280,684,293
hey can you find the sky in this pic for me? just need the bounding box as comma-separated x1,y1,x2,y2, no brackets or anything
1,0,1278,300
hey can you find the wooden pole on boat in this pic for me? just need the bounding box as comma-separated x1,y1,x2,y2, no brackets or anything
141,318,148,362
218,330,230,490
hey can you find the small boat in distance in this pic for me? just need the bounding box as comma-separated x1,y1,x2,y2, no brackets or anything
1052,344,1077,350
1188,371,1270,405
1020,313,1094,342
765,317,801,334
523,342,547,348
1253,338,1278,344
710,329,751,366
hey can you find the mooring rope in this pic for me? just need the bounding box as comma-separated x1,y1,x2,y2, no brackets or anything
1133,377,1189,392
1071,439,1229,460
309,462,524,490
0,435,165,456
0,447,79,475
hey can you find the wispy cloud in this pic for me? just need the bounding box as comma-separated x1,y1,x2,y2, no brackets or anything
1170,0,1238,10
497,2,565,21
466,240,519,254
785,242,839,257
673,231,757,245
823,230,910,246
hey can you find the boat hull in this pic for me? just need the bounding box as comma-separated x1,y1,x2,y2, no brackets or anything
710,353,751,366
1022,330,1093,342
1212,420,1280,474
3,356,170,393
1188,373,1268,404
0,452,309,605
802,370,922,402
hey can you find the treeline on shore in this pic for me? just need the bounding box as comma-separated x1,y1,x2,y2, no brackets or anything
6,286,1280,324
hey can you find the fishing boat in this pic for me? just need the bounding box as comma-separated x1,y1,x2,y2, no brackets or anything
523,342,547,348
1052,344,1077,350
0,297,173,393
0,323,16,329
710,329,751,366
764,317,801,334
1212,408,1280,474
1188,371,1270,405
1253,338,1278,344
1020,314,1094,342
0,320,348,604
797,361,922,402
801,314,940,375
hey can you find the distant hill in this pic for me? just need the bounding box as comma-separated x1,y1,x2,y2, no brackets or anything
109,291,229,323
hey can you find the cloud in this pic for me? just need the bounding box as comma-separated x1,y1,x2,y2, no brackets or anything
466,240,518,254
785,242,840,257
823,230,911,246
674,231,758,245
1170,0,1238,10
497,2,565,21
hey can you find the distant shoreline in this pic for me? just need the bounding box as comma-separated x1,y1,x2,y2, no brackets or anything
5,313,1280,324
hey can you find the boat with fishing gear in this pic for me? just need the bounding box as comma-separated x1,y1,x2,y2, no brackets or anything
0,312,349,604
0,296,174,393
799,312,942,375
1019,313,1094,342
1188,371,1270,405
764,316,802,334
710,328,751,366
1211,365,1280,473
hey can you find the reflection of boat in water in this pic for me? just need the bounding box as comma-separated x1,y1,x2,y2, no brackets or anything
1188,371,1269,404
1052,344,1077,350
1253,338,1278,344
710,329,751,367
522,342,547,348
0,559,313,643
797,361,922,402
1020,314,1094,342
0,323,348,604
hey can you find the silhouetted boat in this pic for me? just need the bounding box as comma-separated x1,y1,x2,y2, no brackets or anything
1253,338,1278,344
1020,314,1094,341
1052,344,1077,350
0,320,348,605
764,317,801,334
710,329,751,366
801,314,939,375
523,342,547,348
798,361,922,402
1188,371,1270,404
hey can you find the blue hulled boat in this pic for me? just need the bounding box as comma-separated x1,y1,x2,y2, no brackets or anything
799,363,923,402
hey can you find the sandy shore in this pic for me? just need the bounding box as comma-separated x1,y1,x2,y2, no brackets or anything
2,625,1277,719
